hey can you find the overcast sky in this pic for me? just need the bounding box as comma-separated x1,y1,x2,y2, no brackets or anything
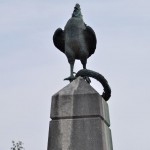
0,0,150,150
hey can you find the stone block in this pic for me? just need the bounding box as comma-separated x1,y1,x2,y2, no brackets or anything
51,77,110,126
47,117,113,150
47,77,113,150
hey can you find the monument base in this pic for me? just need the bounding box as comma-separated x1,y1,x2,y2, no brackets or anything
48,117,112,150
47,77,113,150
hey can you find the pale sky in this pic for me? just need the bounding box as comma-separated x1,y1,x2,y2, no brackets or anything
0,0,150,150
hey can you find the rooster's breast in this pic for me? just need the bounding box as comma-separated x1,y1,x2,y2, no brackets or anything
64,18,88,59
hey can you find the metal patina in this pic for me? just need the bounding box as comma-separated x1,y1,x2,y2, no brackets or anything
53,4,111,101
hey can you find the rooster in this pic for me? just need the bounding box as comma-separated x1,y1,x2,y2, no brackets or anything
53,3,97,82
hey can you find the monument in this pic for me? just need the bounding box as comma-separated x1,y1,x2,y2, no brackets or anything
47,4,113,150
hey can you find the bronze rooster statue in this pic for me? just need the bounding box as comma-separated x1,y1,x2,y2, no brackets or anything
53,3,97,82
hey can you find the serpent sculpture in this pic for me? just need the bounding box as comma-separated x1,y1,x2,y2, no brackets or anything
53,4,111,101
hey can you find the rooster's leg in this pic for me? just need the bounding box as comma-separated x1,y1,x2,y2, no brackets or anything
81,59,91,83
64,61,75,82
81,59,87,69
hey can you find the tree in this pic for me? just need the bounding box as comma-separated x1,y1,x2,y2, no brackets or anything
11,141,24,150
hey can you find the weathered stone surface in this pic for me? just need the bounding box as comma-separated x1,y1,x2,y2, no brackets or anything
51,77,110,126
47,77,113,150
100,97,110,126
48,118,113,150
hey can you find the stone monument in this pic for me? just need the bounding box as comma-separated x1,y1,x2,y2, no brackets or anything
47,3,113,150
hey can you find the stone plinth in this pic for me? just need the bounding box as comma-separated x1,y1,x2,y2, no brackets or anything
47,77,113,150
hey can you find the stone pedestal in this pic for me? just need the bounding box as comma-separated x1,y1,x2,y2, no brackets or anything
47,77,113,150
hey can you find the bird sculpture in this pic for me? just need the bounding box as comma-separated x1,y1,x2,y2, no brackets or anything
53,3,97,82
53,3,111,101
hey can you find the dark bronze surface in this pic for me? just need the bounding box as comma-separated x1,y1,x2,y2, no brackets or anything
53,4,111,101
53,4,97,81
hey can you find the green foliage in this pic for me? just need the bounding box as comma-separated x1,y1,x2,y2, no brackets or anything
11,141,24,150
